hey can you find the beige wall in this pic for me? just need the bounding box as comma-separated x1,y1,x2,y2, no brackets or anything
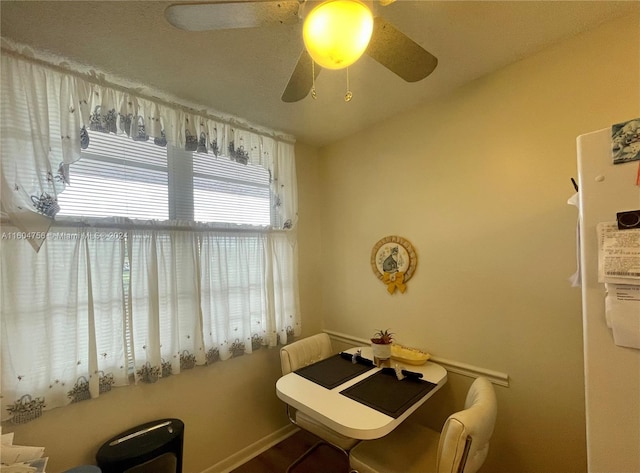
295,141,325,338
316,13,639,473
3,348,292,473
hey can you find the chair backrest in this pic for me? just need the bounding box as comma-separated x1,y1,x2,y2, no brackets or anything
436,376,497,473
280,333,333,375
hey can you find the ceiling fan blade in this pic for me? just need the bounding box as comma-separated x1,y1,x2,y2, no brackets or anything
281,49,322,103
165,1,300,31
366,16,438,82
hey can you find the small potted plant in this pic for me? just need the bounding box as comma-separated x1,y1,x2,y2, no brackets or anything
371,329,394,366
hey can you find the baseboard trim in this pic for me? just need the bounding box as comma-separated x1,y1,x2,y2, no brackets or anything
324,329,510,387
201,424,299,473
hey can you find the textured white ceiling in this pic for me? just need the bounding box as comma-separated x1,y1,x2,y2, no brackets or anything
1,1,636,146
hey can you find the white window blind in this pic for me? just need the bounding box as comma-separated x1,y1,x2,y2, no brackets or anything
58,131,169,220
193,153,271,225
58,130,272,225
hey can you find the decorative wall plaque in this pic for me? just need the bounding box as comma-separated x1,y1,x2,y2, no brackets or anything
371,236,417,294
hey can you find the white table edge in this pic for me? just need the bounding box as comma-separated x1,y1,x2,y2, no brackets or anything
275,347,448,440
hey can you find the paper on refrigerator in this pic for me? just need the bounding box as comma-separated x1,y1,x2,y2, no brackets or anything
605,284,640,349
597,222,640,284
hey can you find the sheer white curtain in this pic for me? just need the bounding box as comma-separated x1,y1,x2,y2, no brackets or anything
1,46,301,423
1,51,299,245
0,55,82,251
128,226,299,383
1,225,128,422
129,226,205,382
266,231,300,346
1,222,301,422
200,231,267,359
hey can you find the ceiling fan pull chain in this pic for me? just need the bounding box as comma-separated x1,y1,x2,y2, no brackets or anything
311,60,317,100
345,67,353,102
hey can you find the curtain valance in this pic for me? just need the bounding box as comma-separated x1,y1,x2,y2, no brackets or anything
0,50,298,250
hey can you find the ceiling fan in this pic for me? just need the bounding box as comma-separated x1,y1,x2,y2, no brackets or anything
164,0,438,103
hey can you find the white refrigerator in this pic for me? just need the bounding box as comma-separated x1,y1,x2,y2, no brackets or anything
577,122,640,473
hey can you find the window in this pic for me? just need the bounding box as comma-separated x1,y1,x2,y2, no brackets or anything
58,131,169,220
1,51,299,423
58,130,272,226
55,129,279,376
193,151,271,225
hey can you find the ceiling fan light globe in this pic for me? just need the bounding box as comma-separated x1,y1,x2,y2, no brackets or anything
303,0,374,70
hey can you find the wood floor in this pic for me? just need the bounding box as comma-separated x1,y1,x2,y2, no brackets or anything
230,430,350,473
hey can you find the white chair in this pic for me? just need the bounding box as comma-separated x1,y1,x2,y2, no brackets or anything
280,333,359,470
349,376,497,473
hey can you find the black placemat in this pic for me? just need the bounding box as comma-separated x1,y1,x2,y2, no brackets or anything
339,369,437,418
294,354,374,389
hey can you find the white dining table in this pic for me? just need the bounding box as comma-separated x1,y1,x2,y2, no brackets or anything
275,346,448,440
